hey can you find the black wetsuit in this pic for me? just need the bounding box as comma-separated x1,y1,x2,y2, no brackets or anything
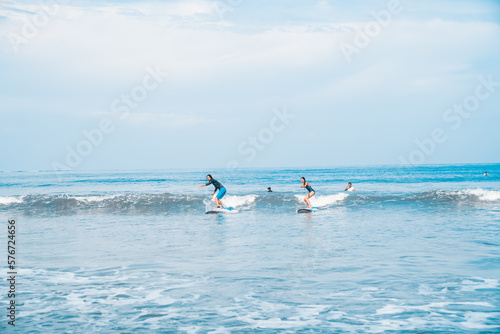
206,179,224,191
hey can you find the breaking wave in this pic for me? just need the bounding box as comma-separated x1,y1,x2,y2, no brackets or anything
0,188,498,214
294,193,349,207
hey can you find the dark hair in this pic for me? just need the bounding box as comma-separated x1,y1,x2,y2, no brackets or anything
206,174,212,179
348,182,352,185
301,177,305,181
267,187,271,189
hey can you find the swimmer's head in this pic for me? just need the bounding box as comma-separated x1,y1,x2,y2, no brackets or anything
348,182,352,186
301,177,306,184
206,174,212,180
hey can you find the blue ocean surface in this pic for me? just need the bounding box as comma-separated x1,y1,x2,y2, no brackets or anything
1,164,499,333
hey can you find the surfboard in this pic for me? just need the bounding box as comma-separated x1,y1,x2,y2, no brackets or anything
297,207,318,213
206,207,234,214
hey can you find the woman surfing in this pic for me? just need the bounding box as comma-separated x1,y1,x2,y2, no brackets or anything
198,174,226,208
300,177,315,210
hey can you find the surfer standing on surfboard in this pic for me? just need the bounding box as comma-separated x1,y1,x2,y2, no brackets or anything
198,174,226,208
300,177,315,210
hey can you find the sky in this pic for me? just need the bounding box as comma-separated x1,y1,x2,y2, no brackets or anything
0,0,499,171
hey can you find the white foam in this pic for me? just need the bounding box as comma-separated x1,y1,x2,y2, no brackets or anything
460,189,500,201
0,196,23,205
295,193,348,207
18,307,54,318
143,289,177,305
418,284,438,295
48,271,90,284
208,327,232,334
18,268,36,275
144,289,163,301
258,301,289,312
325,311,346,320
376,304,407,315
222,195,257,208
296,305,329,318
72,195,116,203
179,326,202,334
461,278,498,291
443,189,500,202
253,317,321,329
65,292,89,308
376,301,494,315
375,319,417,332
233,299,326,329
462,311,500,329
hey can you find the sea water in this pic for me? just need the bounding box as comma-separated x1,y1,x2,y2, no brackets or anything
0,164,499,333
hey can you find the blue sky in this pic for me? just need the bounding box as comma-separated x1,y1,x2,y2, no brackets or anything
0,0,499,170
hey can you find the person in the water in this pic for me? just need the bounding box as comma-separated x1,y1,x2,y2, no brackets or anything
300,177,315,209
199,174,226,208
344,182,355,191
267,187,272,192
484,172,488,176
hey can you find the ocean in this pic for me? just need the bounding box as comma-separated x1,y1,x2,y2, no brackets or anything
1,164,499,333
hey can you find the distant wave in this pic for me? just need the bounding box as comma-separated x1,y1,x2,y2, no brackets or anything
0,193,207,213
0,193,262,214
403,189,500,203
0,189,498,214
